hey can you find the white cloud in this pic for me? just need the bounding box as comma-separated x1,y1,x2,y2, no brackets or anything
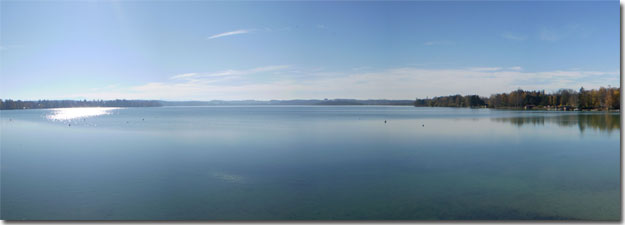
170,65,290,80
539,25,589,41
424,41,454,46
539,28,561,41
207,29,253,40
469,66,522,72
210,65,290,77
501,33,527,41
170,73,198,80
469,67,502,71
68,66,618,101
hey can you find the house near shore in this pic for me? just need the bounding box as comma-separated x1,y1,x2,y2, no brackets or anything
562,106,574,111
543,105,579,111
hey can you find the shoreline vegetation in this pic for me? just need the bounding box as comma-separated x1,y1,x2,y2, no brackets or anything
414,87,620,111
0,87,619,111
0,99,162,110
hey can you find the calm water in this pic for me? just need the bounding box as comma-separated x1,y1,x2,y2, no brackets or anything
0,106,620,220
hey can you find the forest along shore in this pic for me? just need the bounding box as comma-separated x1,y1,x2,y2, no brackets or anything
414,87,620,111
0,99,162,110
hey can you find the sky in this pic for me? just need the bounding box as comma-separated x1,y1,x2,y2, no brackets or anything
0,1,620,101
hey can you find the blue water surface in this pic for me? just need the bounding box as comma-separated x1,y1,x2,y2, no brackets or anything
0,106,620,220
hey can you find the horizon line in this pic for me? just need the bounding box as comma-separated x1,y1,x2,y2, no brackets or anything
0,98,417,102
2,85,620,102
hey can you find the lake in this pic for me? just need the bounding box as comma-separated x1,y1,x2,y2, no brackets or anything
0,106,620,220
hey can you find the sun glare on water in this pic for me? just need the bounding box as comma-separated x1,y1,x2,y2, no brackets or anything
46,107,119,121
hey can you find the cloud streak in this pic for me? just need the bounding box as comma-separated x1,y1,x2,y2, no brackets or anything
501,32,528,41
424,41,454,46
207,29,253,39
67,66,618,101
539,28,561,41
539,25,589,41
170,65,290,80
170,73,198,80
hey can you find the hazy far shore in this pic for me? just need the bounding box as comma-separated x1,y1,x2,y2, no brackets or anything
0,99,416,110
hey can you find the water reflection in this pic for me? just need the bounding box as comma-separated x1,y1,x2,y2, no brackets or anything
211,172,246,184
1,106,620,220
492,113,620,133
46,107,119,121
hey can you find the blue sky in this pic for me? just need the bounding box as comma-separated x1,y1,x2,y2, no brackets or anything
0,1,619,100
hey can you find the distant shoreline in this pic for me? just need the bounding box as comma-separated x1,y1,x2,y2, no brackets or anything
413,105,620,112
414,87,620,112
1,104,620,113
0,99,415,110
1,86,621,111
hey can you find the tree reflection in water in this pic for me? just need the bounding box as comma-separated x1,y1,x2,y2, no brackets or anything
491,113,620,133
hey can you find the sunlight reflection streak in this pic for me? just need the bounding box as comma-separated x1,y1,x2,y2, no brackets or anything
46,107,119,121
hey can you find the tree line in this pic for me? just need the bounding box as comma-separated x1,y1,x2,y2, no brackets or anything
414,95,485,107
414,87,620,110
0,99,162,110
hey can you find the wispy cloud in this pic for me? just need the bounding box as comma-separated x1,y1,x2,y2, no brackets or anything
469,67,502,71
69,66,618,101
501,32,528,41
539,28,561,41
423,41,454,46
207,29,253,40
170,73,198,80
170,65,290,80
539,25,589,41
469,67,521,72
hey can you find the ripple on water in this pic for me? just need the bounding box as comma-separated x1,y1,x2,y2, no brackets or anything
211,172,246,183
